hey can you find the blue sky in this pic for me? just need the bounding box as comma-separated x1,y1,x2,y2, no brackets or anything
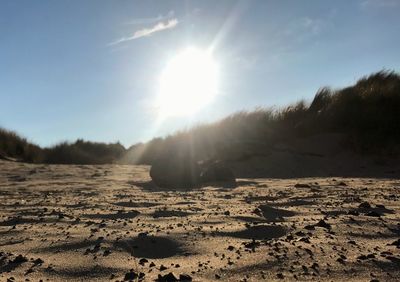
1,0,399,147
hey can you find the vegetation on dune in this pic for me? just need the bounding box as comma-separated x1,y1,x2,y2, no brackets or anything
1,70,399,164
0,130,125,164
127,70,400,164
0,128,44,162
43,139,125,164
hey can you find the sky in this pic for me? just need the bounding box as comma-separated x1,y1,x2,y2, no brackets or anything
1,0,399,148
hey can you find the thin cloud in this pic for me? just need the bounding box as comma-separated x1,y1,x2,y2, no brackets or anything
301,17,325,35
124,10,175,25
110,18,178,45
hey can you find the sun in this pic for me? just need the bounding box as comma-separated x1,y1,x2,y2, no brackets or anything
156,47,218,117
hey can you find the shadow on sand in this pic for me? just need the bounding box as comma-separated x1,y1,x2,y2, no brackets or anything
114,235,190,259
214,225,287,240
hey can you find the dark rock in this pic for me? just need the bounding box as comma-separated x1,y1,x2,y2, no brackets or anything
244,239,260,250
156,272,178,282
9,255,28,264
150,157,236,189
123,269,145,281
179,274,192,281
150,156,201,188
25,268,35,275
138,232,148,238
139,258,148,265
348,210,360,216
359,202,371,209
33,258,44,265
388,239,400,247
295,231,306,236
160,264,168,271
357,255,368,260
294,183,311,188
366,211,381,217
299,237,310,243
199,161,236,187
337,257,345,264
311,262,319,269
315,220,331,229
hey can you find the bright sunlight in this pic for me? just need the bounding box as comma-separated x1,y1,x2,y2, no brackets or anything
156,47,218,117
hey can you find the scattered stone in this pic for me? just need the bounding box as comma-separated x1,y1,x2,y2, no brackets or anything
139,258,148,265
348,210,360,216
315,219,331,229
304,225,315,230
299,237,310,243
244,239,260,250
25,268,35,275
123,269,145,281
359,202,372,209
156,272,178,282
388,239,400,248
9,255,28,264
33,258,44,265
337,257,345,264
179,274,193,281
138,232,148,238
366,211,381,217
357,255,368,260
294,183,311,188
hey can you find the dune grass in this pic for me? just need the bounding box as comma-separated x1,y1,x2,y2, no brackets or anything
43,139,126,164
126,70,400,164
0,128,44,162
1,70,399,164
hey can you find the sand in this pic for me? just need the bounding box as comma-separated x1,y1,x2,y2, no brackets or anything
0,159,399,281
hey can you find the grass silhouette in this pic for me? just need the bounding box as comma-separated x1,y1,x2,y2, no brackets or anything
0,128,43,162
126,70,400,164
1,70,399,164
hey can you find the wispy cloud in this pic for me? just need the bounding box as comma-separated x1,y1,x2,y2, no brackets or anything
284,16,330,39
124,11,175,25
110,18,178,45
300,17,325,35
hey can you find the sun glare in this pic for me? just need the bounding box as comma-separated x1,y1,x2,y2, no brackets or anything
157,47,218,117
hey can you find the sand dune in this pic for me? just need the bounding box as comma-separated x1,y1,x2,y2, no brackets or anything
0,160,399,281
